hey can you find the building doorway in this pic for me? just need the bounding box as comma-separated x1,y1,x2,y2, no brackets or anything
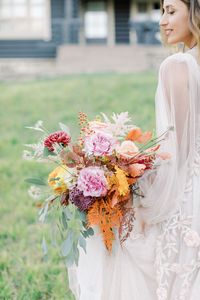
114,0,130,44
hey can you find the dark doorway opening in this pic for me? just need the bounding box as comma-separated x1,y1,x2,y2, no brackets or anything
114,0,130,44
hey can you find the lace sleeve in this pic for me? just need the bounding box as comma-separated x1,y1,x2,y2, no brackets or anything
138,53,199,225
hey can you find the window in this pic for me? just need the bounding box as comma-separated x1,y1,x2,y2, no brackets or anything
0,0,51,39
152,1,160,21
84,1,108,39
135,2,149,22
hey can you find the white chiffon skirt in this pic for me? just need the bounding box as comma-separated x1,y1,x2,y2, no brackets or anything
68,224,159,300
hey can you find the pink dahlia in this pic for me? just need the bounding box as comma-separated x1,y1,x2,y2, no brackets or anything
44,131,71,152
77,167,108,197
69,186,95,211
84,132,116,156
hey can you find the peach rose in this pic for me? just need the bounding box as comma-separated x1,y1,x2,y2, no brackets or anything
116,141,139,159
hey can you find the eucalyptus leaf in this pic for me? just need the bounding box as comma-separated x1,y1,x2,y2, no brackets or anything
86,227,94,236
38,203,49,223
73,243,80,266
61,230,73,257
61,211,68,230
42,236,48,256
25,177,46,186
63,207,73,220
78,235,87,254
81,231,88,238
77,210,86,222
65,250,76,267
59,122,70,135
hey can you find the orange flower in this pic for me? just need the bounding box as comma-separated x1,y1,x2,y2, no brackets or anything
127,163,146,178
126,127,142,141
126,127,152,144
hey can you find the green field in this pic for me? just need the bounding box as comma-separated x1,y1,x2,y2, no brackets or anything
0,72,157,300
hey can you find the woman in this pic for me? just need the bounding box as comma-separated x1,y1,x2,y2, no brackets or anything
68,1,200,299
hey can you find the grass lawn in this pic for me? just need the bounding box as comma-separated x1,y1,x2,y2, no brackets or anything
0,71,157,300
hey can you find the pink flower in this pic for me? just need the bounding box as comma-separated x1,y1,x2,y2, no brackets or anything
77,167,108,197
84,132,116,156
44,131,71,152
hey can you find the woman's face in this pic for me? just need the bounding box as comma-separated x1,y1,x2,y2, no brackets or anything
160,0,195,47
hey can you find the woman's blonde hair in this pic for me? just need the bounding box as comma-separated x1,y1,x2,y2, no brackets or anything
160,0,200,57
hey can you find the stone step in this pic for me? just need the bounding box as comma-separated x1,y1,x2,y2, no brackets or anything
0,45,171,79
56,45,169,73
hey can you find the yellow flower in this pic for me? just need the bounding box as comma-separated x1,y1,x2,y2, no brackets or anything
48,165,68,195
115,167,129,196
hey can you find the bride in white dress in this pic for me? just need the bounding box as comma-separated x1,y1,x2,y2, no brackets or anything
68,0,200,299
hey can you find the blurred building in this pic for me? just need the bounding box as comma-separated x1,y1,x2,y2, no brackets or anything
0,0,161,58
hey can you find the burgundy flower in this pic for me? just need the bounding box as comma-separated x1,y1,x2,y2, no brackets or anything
44,131,71,152
69,186,95,211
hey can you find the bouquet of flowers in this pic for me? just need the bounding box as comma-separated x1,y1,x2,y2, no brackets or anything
24,112,167,266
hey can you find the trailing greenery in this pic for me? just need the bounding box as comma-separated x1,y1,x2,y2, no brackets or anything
0,71,156,300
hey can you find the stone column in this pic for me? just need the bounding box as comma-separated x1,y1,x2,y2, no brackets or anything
130,0,137,44
107,0,115,46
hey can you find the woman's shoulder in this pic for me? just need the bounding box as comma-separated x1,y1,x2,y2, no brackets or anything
159,52,199,82
160,52,197,74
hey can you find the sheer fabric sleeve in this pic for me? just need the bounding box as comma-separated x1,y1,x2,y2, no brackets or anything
138,53,200,225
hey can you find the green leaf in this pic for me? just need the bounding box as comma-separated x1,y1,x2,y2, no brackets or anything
59,122,70,135
74,244,79,266
25,177,47,186
41,236,48,256
79,235,87,254
63,206,73,220
61,230,73,257
65,250,76,267
76,210,86,222
86,227,94,236
61,211,68,230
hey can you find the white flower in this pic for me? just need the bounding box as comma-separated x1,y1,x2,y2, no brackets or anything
101,112,134,138
156,287,167,300
28,185,42,200
24,141,44,159
184,230,200,247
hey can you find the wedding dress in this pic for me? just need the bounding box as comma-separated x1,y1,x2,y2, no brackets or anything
68,48,200,300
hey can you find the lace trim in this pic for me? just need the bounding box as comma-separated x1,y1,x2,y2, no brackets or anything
155,209,200,300
183,150,200,198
